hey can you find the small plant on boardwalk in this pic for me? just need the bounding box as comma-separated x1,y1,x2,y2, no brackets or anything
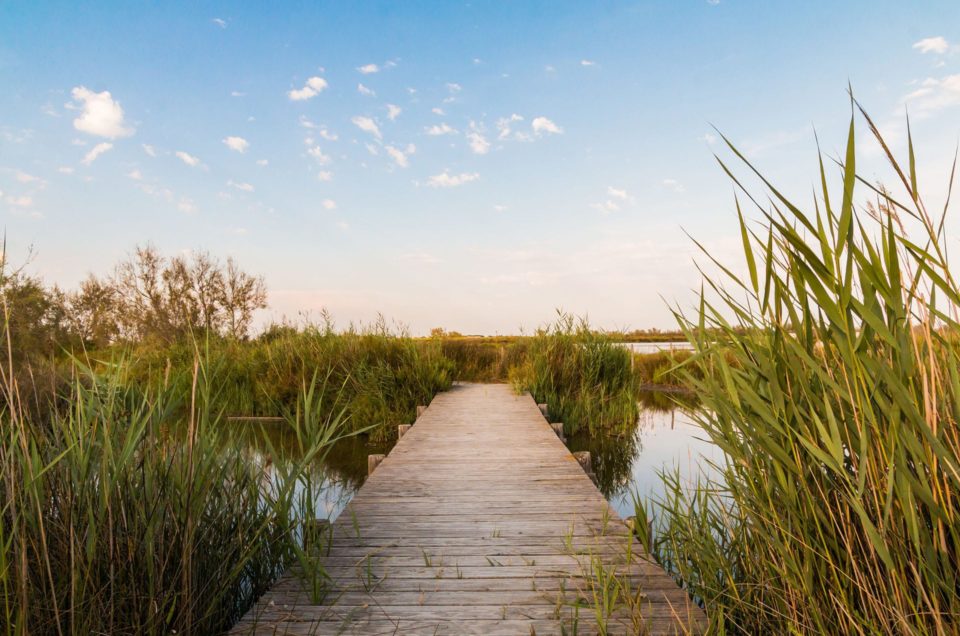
639,98,960,633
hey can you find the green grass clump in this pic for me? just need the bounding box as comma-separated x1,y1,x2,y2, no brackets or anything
635,100,960,633
511,314,639,435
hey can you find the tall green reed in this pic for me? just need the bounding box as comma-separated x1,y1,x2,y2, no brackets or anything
636,100,960,634
512,314,639,435
0,345,350,635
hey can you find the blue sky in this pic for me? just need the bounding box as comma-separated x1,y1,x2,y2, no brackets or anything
2,1,959,334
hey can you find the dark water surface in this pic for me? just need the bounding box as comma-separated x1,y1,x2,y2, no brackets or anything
251,389,721,522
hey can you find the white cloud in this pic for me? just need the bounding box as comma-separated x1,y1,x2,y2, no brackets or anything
357,63,379,74
212,17,227,28
81,142,113,165
299,116,317,129
288,76,328,101
322,199,337,210
223,135,249,153
591,200,621,214
316,170,333,182
351,116,382,139
6,195,33,208
446,83,462,93
142,143,157,157
425,123,457,136
662,178,684,193
700,132,718,144
178,198,197,214
496,114,524,140
256,159,269,166
532,116,562,135
426,171,479,188
385,143,416,168
913,36,949,55
69,86,134,138
401,252,441,264
307,145,332,164
58,166,75,175
387,104,402,121
230,90,245,97
431,107,445,115
319,127,337,141
175,150,201,167
607,186,629,200
358,83,376,97
228,179,254,192
580,59,596,66
365,143,380,156
127,169,142,180
15,171,40,184
901,74,960,118
466,131,490,154
493,204,507,212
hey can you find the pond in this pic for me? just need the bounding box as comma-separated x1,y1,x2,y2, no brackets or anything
567,391,725,518
618,341,694,354
251,389,723,524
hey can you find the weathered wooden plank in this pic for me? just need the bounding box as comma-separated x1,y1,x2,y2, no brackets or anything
232,383,704,635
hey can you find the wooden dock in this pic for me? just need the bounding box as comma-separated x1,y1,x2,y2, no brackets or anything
232,383,704,635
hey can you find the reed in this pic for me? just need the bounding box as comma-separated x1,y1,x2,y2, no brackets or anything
635,100,960,633
0,344,351,635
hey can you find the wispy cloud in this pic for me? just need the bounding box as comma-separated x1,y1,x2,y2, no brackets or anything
901,74,960,118
142,144,157,157
227,179,254,192
351,115,381,138
385,144,416,168
81,142,113,165
425,123,457,136
386,104,402,121
288,76,328,101
175,150,201,167
307,145,332,165
401,252,441,264
357,63,379,74
662,178,684,193
580,59,596,66
426,171,479,188
223,135,249,153
321,199,337,210
466,123,490,154
913,36,950,55
69,86,134,138
212,17,227,29
532,116,562,135
357,83,376,97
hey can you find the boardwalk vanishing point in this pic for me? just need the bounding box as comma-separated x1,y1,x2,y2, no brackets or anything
232,383,705,635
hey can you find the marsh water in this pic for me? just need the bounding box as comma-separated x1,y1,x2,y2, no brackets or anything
250,389,722,522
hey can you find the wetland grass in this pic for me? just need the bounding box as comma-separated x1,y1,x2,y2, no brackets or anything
632,102,960,634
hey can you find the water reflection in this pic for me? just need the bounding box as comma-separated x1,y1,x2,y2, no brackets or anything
568,391,724,518
237,423,393,520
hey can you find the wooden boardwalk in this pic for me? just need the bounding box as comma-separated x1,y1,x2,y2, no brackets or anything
232,383,704,635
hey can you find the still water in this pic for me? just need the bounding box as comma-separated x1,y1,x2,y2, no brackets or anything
619,341,694,354
567,392,724,518
260,390,722,522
